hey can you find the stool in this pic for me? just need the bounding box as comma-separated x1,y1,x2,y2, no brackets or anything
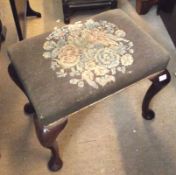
7,9,171,172
62,0,117,24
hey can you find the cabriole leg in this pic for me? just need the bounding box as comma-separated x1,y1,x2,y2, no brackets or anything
34,117,68,171
24,103,35,114
8,63,67,171
47,142,63,171
142,69,171,120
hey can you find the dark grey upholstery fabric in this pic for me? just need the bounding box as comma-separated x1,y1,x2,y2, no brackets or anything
8,9,170,126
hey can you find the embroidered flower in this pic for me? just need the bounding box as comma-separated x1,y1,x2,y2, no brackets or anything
121,54,134,66
68,21,83,31
43,19,135,89
95,48,120,69
85,60,97,71
82,70,98,89
115,30,126,37
82,29,117,46
57,45,80,69
43,52,51,59
96,75,115,86
43,41,57,50
94,66,109,76
85,19,99,29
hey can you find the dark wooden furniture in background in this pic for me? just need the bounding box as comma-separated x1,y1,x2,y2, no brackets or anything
136,0,158,14
9,0,41,40
158,2,176,47
158,0,175,13
136,0,176,47
136,0,176,15
62,0,118,24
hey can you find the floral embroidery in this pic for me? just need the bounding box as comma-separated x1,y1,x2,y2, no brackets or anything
43,19,135,89
57,44,80,69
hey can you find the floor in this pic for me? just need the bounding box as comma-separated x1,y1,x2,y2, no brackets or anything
0,0,176,175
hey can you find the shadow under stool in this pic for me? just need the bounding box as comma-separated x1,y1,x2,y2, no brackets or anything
7,9,171,172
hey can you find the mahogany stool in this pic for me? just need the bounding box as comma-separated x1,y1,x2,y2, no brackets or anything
7,9,171,172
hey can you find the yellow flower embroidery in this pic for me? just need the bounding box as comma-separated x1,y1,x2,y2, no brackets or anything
57,45,80,69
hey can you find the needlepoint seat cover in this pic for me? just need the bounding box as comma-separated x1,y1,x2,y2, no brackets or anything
8,9,170,126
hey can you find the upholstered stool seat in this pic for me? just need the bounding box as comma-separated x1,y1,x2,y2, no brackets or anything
8,9,171,172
